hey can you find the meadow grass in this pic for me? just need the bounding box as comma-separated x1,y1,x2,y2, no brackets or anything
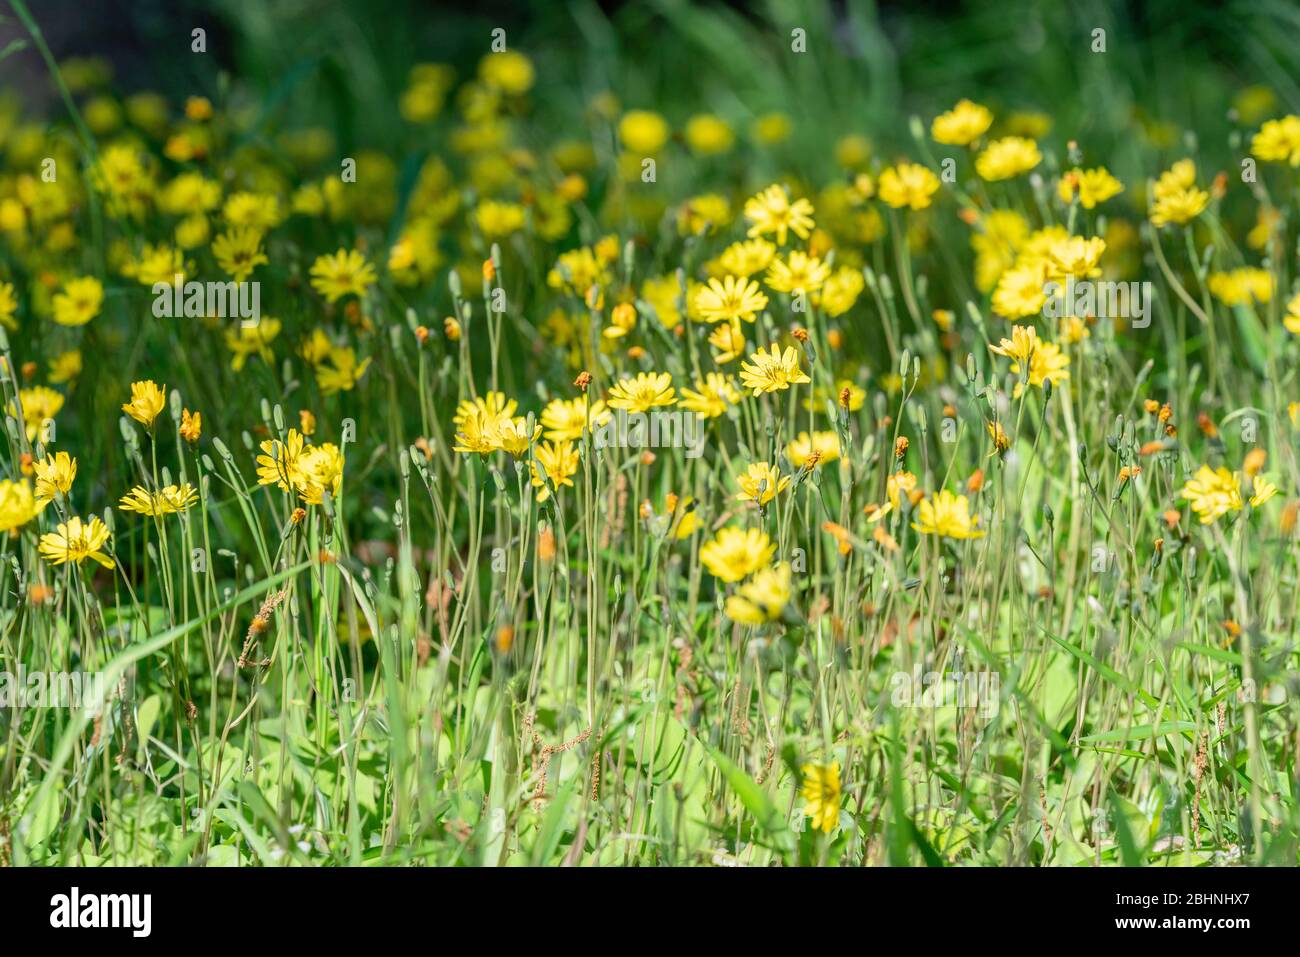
0,0,1298,867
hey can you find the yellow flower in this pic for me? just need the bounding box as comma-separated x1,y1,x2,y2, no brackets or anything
607,372,676,412
1208,268,1273,307
786,430,840,469
975,137,1041,181
1046,236,1106,280
10,386,64,442
725,563,793,625
309,248,377,302
877,162,940,210
33,451,76,504
1150,187,1209,227
211,226,268,282
474,200,527,238
222,191,282,230
751,112,792,144
225,318,282,371
48,349,83,384
679,373,740,418
709,320,747,364
315,346,372,395
700,526,776,582
695,275,769,324
529,440,580,502
180,408,202,444
716,239,777,278
817,266,865,317
0,479,43,532
257,428,309,492
127,244,185,286
1250,114,1300,166
52,277,103,327
765,251,830,294
991,261,1049,319
297,444,345,505
684,113,734,155
912,489,984,539
479,50,534,94
735,461,790,506
1057,167,1124,208
1284,293,1300,335
121,379,165,428
540,396,610,441
800,762,841,834
1180,466,1242,524
0,281,16,330
492,416,540,458
739,344,810,395
119,483,199,516
1249,475,1279,509
38,516,115,568
743,184,815,246
931,99,993,146
618,110,670,154
989,324,1040,365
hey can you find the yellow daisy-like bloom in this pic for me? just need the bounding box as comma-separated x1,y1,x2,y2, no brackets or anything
222,191,282,230
225,318,282,371
0,479,43,532
492,417,541,458
52,276,104,327
129,243,185,286
800,762,842,834
725,562,793,625
315,346,372,395
540,396,610,441
975,136,1041,181
743,184,815,246
1283,293,1300,335
679,373,740,419
877,162,940,210
786,430,840,469
474,200,527,239
122,380,166,427
479,50,534,95
1057,167,1124,209
817,266,865,317
695,275,769,324
603,302,638,339
607,372,676,412
765,251,830,295
1208,268,1273,307
991,261,1049,319
119,482,199,516
700,526,776,582
212,226,268,282
310,248,378,302
1013,341,1069,396
33,451,76,504
0,282,17,331
717,238,777,278
1046,236,1106,280
709,320,747,364
684,113,734,155
1249,475,1279,509
454,392,517,431
618,110,670,154
297,444,345,505
1150,187,1209,228
38,516,115,568
912,489,984,539
10,386,64,442
49,350,83,384
735,461,790,506
1250,114,1300,166
1179,465,1242,524
931,98,993,146
256,428,309,492
529,439,580,502
989,324,1040,366
180,408,202,444
739,344,811,396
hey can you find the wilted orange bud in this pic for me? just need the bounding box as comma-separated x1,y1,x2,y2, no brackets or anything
639,450,656,466
538,525,557,562
300,409,317,436
1118,465,1141,482
1139,440,1164,456
482,258,497,283
1281,499,1299,536
1243,448,1266,476
805,450,823,469
627,345,646,360
958,207,979,225
1144,399,1160,415
894,436,909,459
1211,172,1228,199
414,436,433,460
20,361,36,380
18,452,32,476
28,583,53,605
1162,508,1181,528
574,371,592,392
1158,403,1173,423
494,624,515,655
840,387,853,409
291,507,307,524
826,329,843,349
1153,537,1164,552
942,403,957,418
1196,411,1217,437
180,408,202,444
1220,618,1241,638
665,492,679,513
822,521,852,555
318,549,337,564
791,327,809,342
908,488,925,506
415,325,430,344
443,316,462,340
967,468,985,493
639,499,654,520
